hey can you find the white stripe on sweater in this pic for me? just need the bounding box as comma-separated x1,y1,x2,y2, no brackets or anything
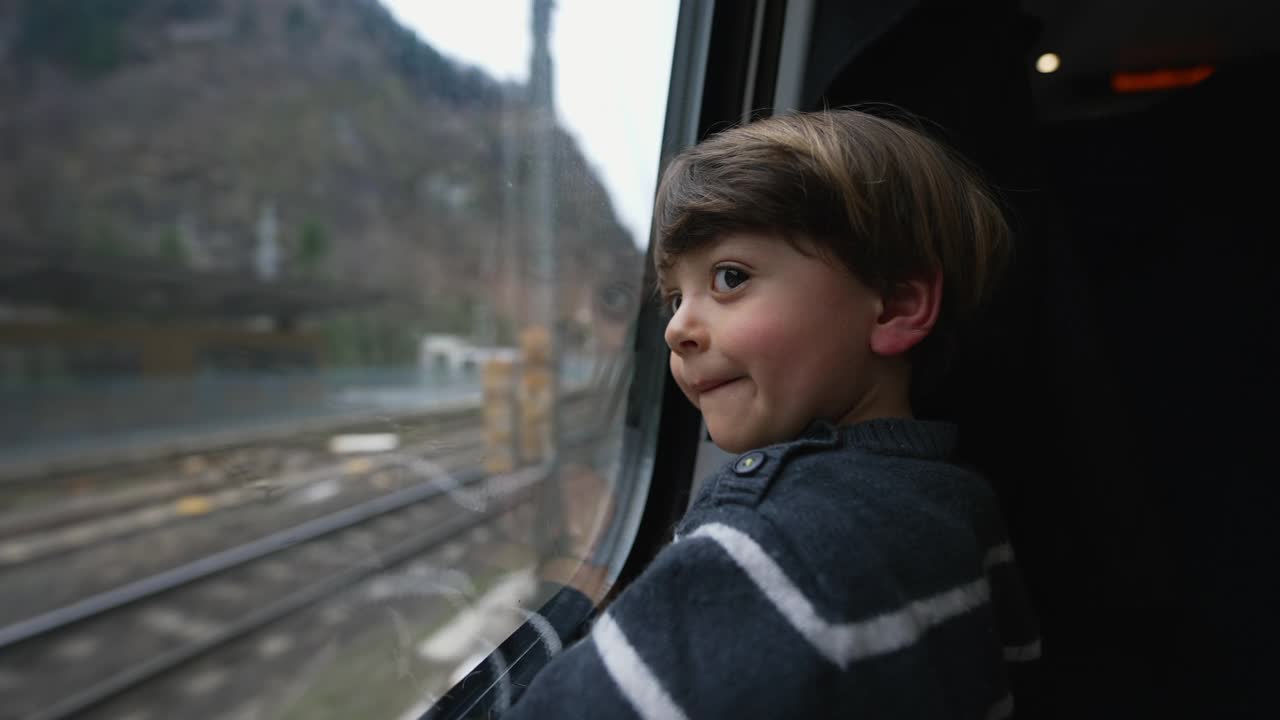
486,648,512,713
521,608,563,656
592,613,690,720
983,543,1043,661
689,522,991,669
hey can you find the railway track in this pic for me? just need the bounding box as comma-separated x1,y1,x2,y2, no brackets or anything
0,450,558,720
0,385,618,718
0,391,599,570
0,399,488,517
0,387,595,542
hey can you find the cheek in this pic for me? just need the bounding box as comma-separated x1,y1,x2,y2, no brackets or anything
724,301,865,398
722,309,807,379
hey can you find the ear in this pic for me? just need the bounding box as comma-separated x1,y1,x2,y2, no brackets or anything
868,269,943,356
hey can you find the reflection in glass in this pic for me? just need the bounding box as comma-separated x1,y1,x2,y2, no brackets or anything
0,1,676,718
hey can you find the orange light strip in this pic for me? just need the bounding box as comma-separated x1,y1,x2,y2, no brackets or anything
1111,65,1214,93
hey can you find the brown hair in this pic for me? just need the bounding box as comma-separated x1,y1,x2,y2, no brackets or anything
653,108,1011,388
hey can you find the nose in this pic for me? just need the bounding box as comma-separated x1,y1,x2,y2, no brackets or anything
664,300,707,356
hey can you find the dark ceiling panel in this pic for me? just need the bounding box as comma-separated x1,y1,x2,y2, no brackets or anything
1021,0,1280,75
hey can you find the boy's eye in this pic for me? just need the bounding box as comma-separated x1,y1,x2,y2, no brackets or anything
712,267,749,292
666,293,682,316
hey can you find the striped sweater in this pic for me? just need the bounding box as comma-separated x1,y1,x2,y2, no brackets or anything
502,418,1041,719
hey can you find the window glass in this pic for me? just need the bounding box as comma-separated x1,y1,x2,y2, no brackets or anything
0,1,679,717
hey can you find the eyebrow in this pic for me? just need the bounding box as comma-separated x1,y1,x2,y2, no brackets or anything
651,270,672,301
653,256,676,285
654,259,682,289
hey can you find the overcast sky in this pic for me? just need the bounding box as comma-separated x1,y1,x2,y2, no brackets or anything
380,0,681,248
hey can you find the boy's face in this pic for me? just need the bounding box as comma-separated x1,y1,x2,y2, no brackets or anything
661,233,886,453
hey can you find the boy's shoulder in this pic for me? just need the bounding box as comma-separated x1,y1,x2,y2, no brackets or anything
684,417,986,520
675,418,1000,613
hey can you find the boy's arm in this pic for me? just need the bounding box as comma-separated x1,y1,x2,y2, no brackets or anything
501,518,834,720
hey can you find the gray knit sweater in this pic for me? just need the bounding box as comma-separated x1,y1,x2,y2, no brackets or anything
502,418,1041,719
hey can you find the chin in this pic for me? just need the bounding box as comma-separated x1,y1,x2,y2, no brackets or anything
716,435,747,450
706,427,758,455
713,439,751,454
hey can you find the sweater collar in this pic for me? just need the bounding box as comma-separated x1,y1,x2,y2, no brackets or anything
801,417,958,460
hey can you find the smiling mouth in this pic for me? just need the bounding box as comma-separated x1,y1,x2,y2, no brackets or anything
696,377,742,395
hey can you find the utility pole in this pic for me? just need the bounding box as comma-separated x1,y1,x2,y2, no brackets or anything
497,85,522,338
528,0,559,461
527,0,563,554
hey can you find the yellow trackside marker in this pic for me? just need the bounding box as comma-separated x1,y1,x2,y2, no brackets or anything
343,458,374,475
176,495,213,516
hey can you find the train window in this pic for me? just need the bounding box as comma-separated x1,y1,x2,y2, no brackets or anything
0,1,678,719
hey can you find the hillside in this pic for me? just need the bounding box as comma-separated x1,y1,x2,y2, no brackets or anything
0,0,640,353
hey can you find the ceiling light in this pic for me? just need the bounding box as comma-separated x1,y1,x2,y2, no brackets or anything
1036,53,1061,74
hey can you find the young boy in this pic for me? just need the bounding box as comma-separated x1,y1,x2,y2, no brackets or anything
502,109,1040,719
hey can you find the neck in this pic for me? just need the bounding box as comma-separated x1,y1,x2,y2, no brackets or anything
836,361,914,426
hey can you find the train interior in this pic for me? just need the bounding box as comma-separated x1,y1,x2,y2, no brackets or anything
800,0,1276,716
